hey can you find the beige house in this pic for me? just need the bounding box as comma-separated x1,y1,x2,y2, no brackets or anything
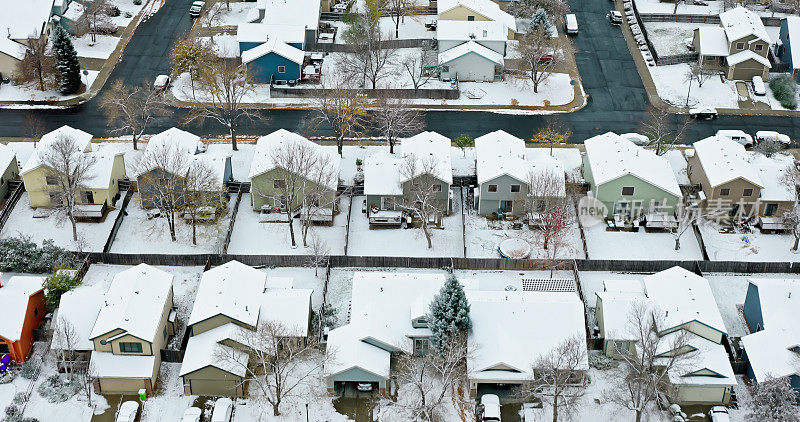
0,0,57,79
692,7,771,80
89,264,175,395
437,0,517,40
180,261,312,397
21,126,126,212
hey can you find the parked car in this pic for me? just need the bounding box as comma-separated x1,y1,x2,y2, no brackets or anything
565,13,578,35
689,106,717,119
477,394,501,421
211,398,233,422
620,132,649,145
153,74,170,91
356,382,373,392
752,76,766,96
116,401,139,422
708,406,730,422
189,1,205,17
182,407,202,422
607,10,622,24
716,129,754,147
755,130,791,147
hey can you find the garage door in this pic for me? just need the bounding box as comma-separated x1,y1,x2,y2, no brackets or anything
99,378,146,394
677,385,726,404
188,379,242,397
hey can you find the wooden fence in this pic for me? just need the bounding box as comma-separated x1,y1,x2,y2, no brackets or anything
638,13,783,26
270,86,459,100
656,52,699,66
221,191,244,255
102,189,133,253
0,181,25,232
160,349,184,363
305,38,433,52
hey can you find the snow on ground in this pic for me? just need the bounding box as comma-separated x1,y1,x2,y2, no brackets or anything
227,194,348,255
584,222,704,260
172,71,273,102
643,22,699,57
451,146,476,177
199,34,241,58
550,147,583,182
700,222,800,261
110,0,149,27
72,34,121,59
346,193,465,257
464,211,585,259
648,62,739,108
702,272,761,338
109,192,230,254
327,15,436,43
634,0,723,14
663,149,690,185
0,71,99,102
140,363,197,421
206,1,258,26
0,193,120,252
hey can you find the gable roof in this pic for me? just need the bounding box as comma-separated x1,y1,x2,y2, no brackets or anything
0,143,17,175
248,129,340,189
236,23,305,44
22,125,93,175
363,150,402,196
696,27,730,57
147,127,203,156
52,287,104,351
475,130,527,184
752,153,796,202
726,49,771,67
188,261,266,329
0,276,44,342
258,0,320,29
326,322,392,379
719,6,770,45
258,288,313,337
437,0,516,32
241,37,304,64
89,264,173,343
400,131,454,185
692,136,763,188
438,40,504,65
584,132,681,197
596,290,652,341
0,37,26,61
643,267,726,335
436,20,508,43
0,0,53,40
179,323,250,377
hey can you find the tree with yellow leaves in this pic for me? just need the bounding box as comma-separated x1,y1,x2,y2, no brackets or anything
530,119,572,156
308,77,370,155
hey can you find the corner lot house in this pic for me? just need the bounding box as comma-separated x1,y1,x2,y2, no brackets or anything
89,264,175,394
740,278,800,391
693,7,771,80
437,0,517,40
596,267,735,405
582,132,681,218
0,276,46,362
438,40,504,82
180,261,312,396
22,126,126,211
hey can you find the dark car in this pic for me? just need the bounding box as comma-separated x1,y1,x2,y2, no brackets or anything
689,106,718,120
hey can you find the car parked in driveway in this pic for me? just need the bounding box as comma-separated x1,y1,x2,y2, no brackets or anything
689,106,717,119
211,398,233,422
189,1,205,17
607,11,622,24
752,76,766,96
116,401,139,422
755,130,791,147
476,394,501,421
708,406,730,422
182,407,202,422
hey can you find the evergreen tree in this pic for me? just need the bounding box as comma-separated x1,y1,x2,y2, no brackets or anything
52,26,82,95
428,274,471,351
531,8,553,33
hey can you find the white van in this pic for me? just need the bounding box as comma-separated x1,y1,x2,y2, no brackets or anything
716,130,754,148
755,131,791,147
565,14,578,35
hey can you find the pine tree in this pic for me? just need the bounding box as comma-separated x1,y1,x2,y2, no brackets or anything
531,8,553,33
428,274,471,351
52,26,82,95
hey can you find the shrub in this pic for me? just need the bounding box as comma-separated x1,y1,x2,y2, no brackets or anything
769,75,798,110
37,374,80,403
0,370,16,384
19,361,39,380
12,393,26,405
125,11,132,18
0,236,74,273
108,6,121,16
43,270,81,311
4,405,22,422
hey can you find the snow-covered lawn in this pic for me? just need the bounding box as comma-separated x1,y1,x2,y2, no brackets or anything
0,71,99,102
634,0,723,14
346,193,465,257
227,194,349,255
108,192,231,254
648,62,740,109
0,193,120,252
327,15,436,43
141,363,197,421
205,1,258,27
584,222,704,260
699,223,800,261
72,34,121,59
643,22,698,57
464,212,585,259
110,0,151,27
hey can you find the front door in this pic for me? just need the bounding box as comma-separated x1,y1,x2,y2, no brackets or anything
499,200,513,214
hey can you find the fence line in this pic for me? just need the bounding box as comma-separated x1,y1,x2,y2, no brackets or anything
270,86,459,100
0,181,25,232
638,13,783,27
656,52,699,66
305,38,433,52
102,190,133,253
344,192,354,256
222,191,244,255
460,187,467,258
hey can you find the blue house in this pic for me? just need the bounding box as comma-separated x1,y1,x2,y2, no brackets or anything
740,278,800,392
237,24,306,84
777,16,800,81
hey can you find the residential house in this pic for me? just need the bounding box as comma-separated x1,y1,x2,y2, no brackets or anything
595,267,735,405
248,129,340,214
89,264,175,394
777,17,800,81
438,40,504,82
22,126,126,211
52,287,104,370
582,132,682,219
246,0,321,44
474,130,565,217
0,143,19,199
364,131,453,221
740,278,800,392
237,24,306,84
437,0,517,40
180,261,312,396
0,276,46,362
437,21,508,56
692,7,771,80
752,153,797,230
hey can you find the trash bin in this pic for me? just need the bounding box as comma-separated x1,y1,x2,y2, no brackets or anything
138,388,146,400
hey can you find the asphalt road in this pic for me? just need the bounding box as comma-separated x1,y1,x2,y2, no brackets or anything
1,0,800,141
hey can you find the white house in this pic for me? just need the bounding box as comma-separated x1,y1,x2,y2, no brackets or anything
437,0,517,39
52,287,105,365
439,40,504,82
437,20,508,55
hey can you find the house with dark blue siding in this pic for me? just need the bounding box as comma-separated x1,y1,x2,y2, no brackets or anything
241,38,304,84
740,278,800,393
778,16,800,81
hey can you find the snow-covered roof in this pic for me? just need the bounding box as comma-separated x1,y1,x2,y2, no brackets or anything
0,37,26,60
188,261,266,329
438,40,504,65
326,323,391,379
0,143,17,175
52,287,104,351
747,278,800,332
436,20,507,42
658,330,735,386
236,23,306,44
363,150,402,196
61,1,85,22
603,278,644,294
147,127,204,156
258,288,313,337
265,276,293,289
91,350,156,379
22,126,93,175
259,0,320,29
190,151,232,188
180,323,249,377
595,290,651,341
475,130,527,184
696,27,730,57
719,6,771,45
437,0,516,32
692,136,763,188
784,16,800,68
0,276,44,342
0,0,53,40
468,291,588,380
89,264,173,343
526,149,567,197
248,129,340,189
751,153,796,202
400,131,454,185
241,37,304,64
663,149,690,186
643,267,726,335
584,132,681,197
726,49,770,67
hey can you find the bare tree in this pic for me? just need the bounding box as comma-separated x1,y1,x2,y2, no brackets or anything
381,0,415,38
669,201,702,251
15,35,56,91
100,80,170,150
606,302,695,422
372,95,425,154
509,0,569,19
186,58,260,151
638,106,691,156
41,135,97,242
340,12,398,89
54,318,80,382
524,168,567,217
308,77,369,155
515,335,587,422
393,154,445,249
686,62,716,88
214,321,326,417
780,162,800,251
403,50,437,91
305,231,330,276
747,375,800,422
78,0,116,42
22,112,47,144
135,144,190,242
298,154,338,247
516,28,572,93
182,159,227,246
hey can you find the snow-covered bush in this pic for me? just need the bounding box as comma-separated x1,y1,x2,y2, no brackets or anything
769,75,798,110
19,361,39,380
108,6,121,16
589,351,618,369
0,236,75,273
12,393,26,405
0,370,16,384
36,374,80,403
134,0,142,4
4,405,22,422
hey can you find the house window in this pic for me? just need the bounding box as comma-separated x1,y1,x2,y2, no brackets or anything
765,203,779,216
82,190,94,204
467,15,475,21
0,343,8,354
755,44,763,51
499,200,513,213
720,188,730,196
482,30,487,37
273,179,285,189
510,184,521,193
48,192,61,205
277,66,286,73
413,338,429,355
119,342,143,353
45,175,59,185
621,186,635,196
743,188,753,197
736,42,745,50
432,184,442,192
488,184,497,192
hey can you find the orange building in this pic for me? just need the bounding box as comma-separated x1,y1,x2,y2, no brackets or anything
0,276,46,362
